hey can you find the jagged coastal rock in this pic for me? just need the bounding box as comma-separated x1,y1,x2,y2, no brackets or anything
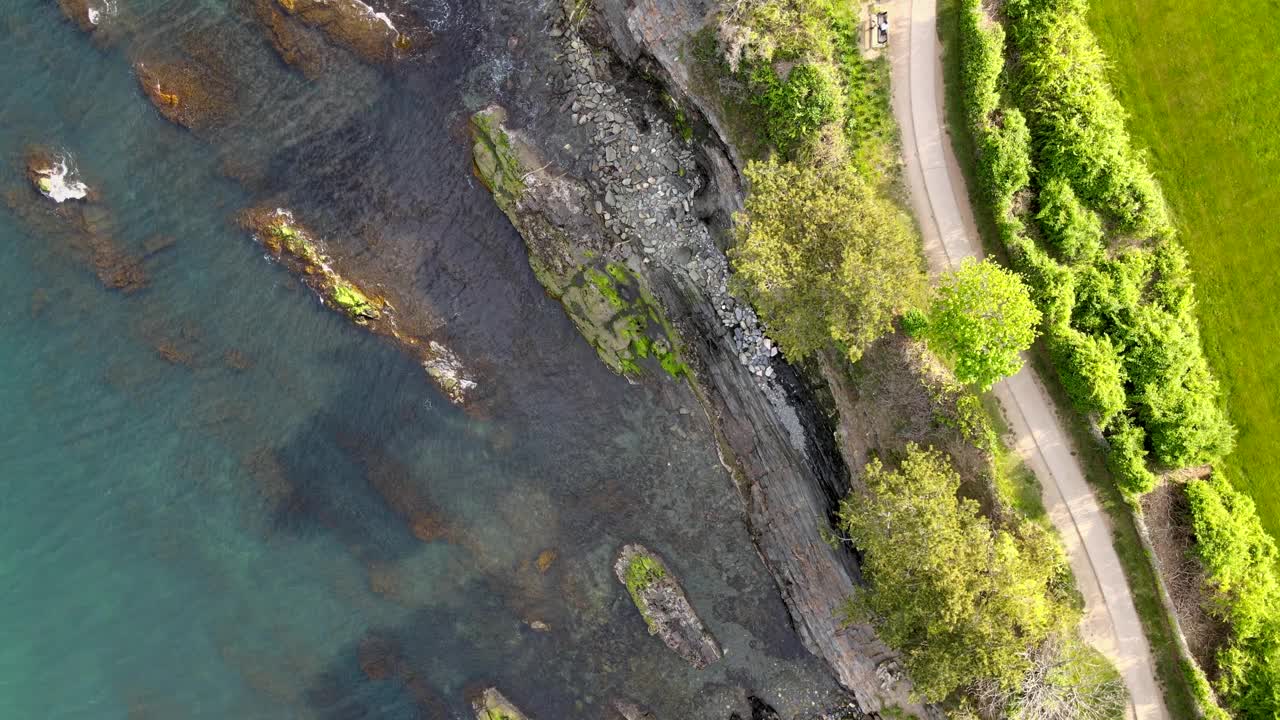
471,687,530,720
57,0,117,35
12,149,148,293
238,207,477,404
613,543,721,668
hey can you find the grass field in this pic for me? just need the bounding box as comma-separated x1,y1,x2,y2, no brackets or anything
1084,0,1280,540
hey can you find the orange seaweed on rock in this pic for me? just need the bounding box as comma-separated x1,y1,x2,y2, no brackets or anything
535,548,557,573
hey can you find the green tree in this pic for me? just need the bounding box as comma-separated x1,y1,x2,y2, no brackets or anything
924,258,1041,389
732,157,926,363
838,445,1074,702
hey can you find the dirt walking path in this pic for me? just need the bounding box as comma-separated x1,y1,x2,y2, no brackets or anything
881,0,1170,717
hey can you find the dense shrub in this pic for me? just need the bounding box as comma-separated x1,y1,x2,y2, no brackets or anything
1036,176,1105,262
1186,476,1280,717
982,110,1033,212
1003,0,1171,237
732,158,926,362
722,0,843,66
749,61,840,157
955,0,1258,711
957,0,1004,130
973,636,1127,720
1105,415,1157,496
1122,306,1235,467
1050,327,1126,428
1149,241,1196,318
924,258,1041,390
960,0,1233,474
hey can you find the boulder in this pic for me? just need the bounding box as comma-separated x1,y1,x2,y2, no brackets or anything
613,543,721,668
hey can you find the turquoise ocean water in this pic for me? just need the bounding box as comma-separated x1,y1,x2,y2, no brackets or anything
0,1,849,717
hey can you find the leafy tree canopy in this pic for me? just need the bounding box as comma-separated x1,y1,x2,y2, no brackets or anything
732,157,926,363
925,258,1041,389
838,445,1075,701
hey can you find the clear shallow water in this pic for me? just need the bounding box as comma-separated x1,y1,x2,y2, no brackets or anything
0,1,849,717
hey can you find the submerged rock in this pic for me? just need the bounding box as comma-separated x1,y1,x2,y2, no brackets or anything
134,56,235,130
471,687,530,720
269,0,424,65
238,207,477,405
613,543,721,668
613,700,657,720
249,0,332,78
9,148,147,293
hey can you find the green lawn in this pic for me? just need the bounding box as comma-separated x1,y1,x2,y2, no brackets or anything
1085,0,1280,540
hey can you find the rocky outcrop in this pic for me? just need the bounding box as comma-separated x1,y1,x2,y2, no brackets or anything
592,0,746,176
613,543,721,668
26,148,90,203
238,207,477,404
471,107,687,378
471,687,530,720
57,0,117,35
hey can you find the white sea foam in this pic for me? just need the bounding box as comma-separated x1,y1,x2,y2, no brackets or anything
34,155,89,203
86,0,117,26
347,0,398,34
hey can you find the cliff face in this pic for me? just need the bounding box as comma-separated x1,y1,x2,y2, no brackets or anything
582,3,926,711
472,1,930,713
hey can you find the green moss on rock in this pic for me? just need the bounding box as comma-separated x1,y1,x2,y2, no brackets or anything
560,262,688,378
470,108,525,211
471,688,529,720
331,279,380,321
